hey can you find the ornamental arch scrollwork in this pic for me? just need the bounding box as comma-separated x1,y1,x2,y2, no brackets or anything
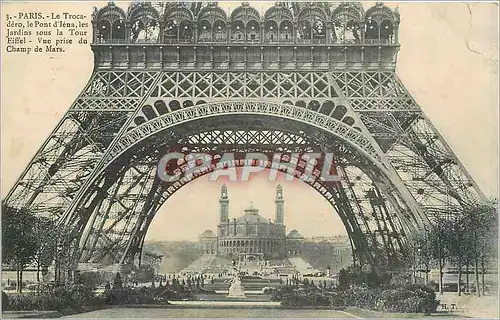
230,3,262,42
127,2,160,43
364,3,399,43
163,4,195,42
104,101,382,172
264,3,294,43
331,3,363,43
297,4,329,42
230,2,261,22
92,2,127,42
197,3,228,23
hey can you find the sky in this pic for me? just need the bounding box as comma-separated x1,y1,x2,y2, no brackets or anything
1,2,498,242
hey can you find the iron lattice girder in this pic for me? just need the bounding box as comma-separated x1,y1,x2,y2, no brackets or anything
333,72,485,211
80,71,159,100
153,71,338,100
76,71,419,112
4,111,130,218
4,69,164,221
107,100,379,164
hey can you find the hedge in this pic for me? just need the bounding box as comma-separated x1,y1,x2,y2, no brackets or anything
272,284,438,314
5,281,195,311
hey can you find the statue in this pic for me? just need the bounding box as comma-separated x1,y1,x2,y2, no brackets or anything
91,7,99,21
227,270,246,298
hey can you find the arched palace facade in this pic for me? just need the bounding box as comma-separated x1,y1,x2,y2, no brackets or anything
199,185,305,259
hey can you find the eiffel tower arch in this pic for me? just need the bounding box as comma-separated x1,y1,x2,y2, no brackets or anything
3,2,488,270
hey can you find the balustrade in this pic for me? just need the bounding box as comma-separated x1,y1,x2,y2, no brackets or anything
95,37,393,46
91,2,399,69
92,3,399,47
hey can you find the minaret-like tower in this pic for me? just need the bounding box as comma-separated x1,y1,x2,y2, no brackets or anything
220,184,229,223
275,184,284,225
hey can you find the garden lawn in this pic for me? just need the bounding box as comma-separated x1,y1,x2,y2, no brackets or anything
344,307,466,318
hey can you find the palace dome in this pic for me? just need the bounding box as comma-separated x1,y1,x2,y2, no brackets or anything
199,229,217,238
235,203,270,224
287,229,304,240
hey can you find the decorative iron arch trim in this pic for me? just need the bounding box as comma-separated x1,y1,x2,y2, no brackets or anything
163,4,195,23
197,4,228,22
93,2,126,24
198,19,213,28
127,2,161,24
297,5,329,22
331,3,364,22
264,20,279,27
365,3,399,25
245,19,260,28
104,101,381,170
230,3,261,22
264,4,294,22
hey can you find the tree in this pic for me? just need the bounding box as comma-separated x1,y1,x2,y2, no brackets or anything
133,264,155,283
338,268,350,289
463,203,497,296
75,271,105,290
446,215,467,296
427,216,453,295
409,202,497,296
32,216,59,283
113,273,123,289
415,230,433,285
2,205,38,292
404,236,420,285
302,278,309,287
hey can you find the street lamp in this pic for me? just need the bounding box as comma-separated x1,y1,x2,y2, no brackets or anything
417,248,422,282
55,243,63,285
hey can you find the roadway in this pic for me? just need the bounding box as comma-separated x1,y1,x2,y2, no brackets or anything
63,307,361,318
63,302,362,318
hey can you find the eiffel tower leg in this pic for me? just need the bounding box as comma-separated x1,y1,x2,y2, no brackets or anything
78,155,161,263
118,177,164,266
57,71,164,228
3,70,160,220
327,73,432,232
334,71,487,219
